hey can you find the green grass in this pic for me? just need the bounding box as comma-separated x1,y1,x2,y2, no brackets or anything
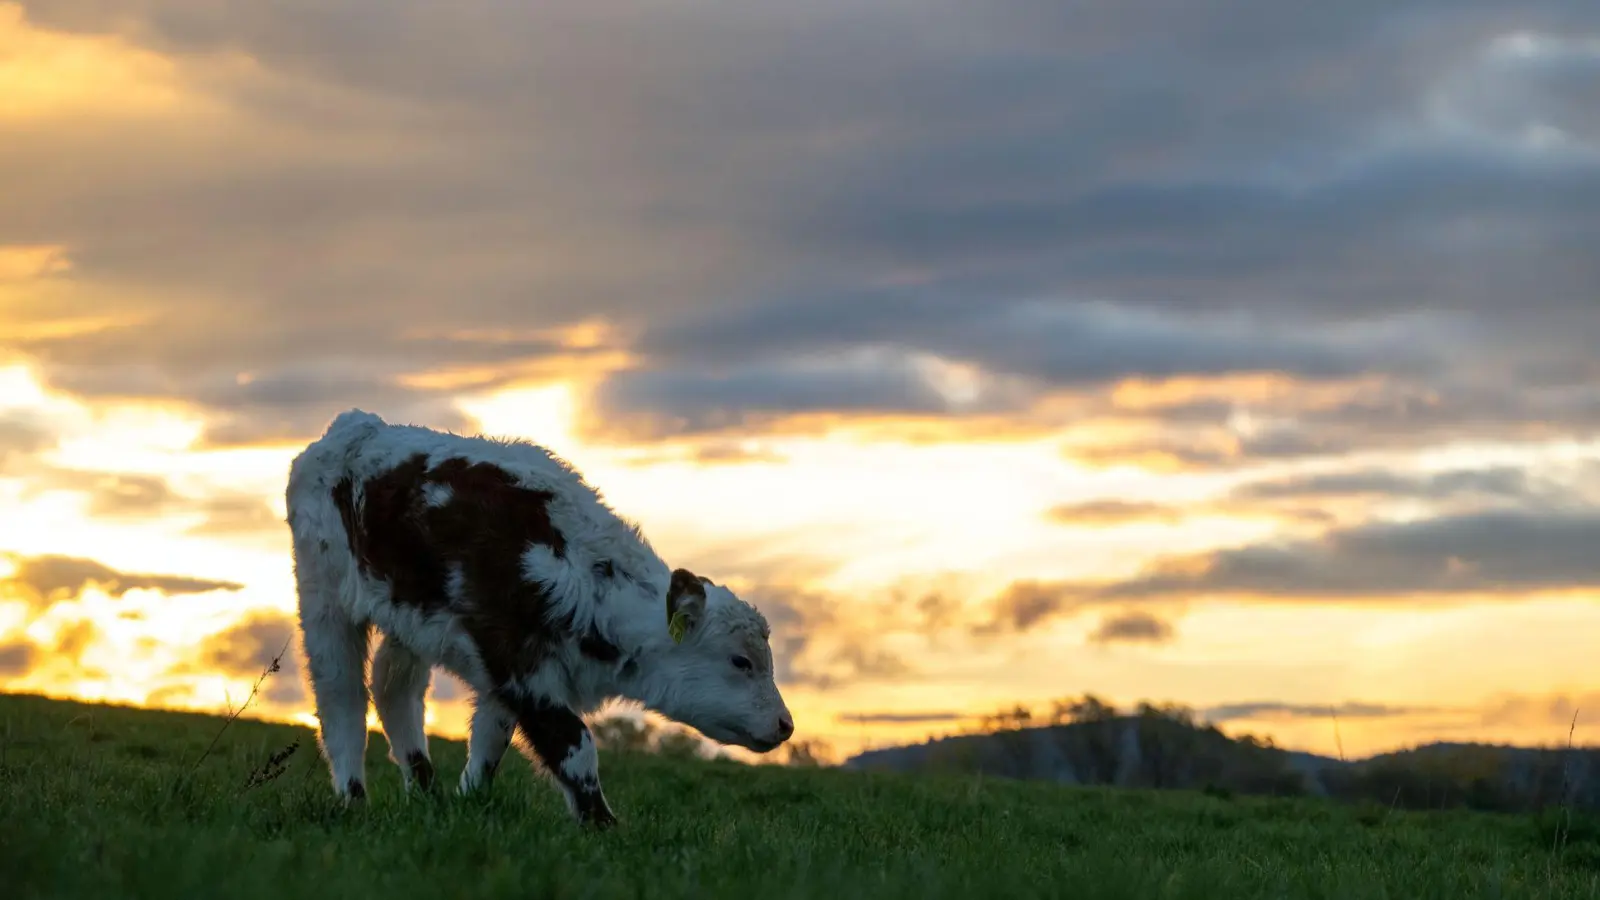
4,692,1600,900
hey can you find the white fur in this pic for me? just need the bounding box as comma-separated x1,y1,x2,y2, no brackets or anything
458,696,516,794
370,634,432,788
286,408,792,814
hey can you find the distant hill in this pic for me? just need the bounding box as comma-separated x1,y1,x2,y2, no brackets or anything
844,714,1600,813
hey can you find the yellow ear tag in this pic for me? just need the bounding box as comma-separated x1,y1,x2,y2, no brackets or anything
668,609,690,644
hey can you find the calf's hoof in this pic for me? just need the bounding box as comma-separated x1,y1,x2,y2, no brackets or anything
576,796,619,830
406,751,437,793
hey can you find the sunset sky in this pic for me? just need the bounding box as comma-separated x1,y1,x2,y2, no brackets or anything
2,0,1599,763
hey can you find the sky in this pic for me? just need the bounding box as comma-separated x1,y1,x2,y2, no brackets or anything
2,0,1599,763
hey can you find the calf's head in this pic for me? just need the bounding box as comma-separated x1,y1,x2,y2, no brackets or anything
652,568,793,753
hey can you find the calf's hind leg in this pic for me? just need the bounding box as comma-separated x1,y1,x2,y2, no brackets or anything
300,609,373,801
371,634,435,791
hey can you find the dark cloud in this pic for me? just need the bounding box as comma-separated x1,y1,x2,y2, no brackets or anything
626,296,1420,391
2,1,1597,448
1,553,245,609
0,639,40,676
974,581,1089,634
586,350,971,440
974,508,1600,631
1070,379,1600,471
596,299,1450,435
836,711,967,725
1203,701,1443,724
1087,611,1174,645
1231,466,1543,503
1099,510,1600,601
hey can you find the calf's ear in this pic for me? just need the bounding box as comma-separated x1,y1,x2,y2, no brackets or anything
666,568,708,643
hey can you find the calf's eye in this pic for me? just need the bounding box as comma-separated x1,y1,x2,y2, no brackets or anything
731,655,753,672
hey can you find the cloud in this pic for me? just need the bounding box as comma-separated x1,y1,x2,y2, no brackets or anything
1072,379,1600,471
1046,500,1185,526
1202,701,1444,724
1,553,244,609
608,300,1424,432
0,639,40,675
1,1,1596,451
194,611,303,704
974,580,1090,634
51,618,98,662
585,349,975,440
200,613,294,674
33,360,492,448
1231,466,1543,502
76,472,179,517
974,508,1600,631
22,467,284,537
0,413,53,470
739,583,921,691
1097,510,1600,601
192,494,284,537
643,442,792,466
1087,611,1174,645
836,710,968,725
1477,691,1600,729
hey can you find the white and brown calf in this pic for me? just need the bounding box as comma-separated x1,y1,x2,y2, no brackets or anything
284,409,792,826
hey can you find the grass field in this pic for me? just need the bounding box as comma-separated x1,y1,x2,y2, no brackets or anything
4,692,1600,899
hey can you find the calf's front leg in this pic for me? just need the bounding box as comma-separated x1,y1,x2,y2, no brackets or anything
503,692,616,827
458,693,516,795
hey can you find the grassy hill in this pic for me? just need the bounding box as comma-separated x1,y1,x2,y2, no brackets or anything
4,692,1600,899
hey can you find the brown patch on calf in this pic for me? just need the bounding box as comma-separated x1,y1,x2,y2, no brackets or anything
334,453,576,688
352,454,449,611
422,457,567,561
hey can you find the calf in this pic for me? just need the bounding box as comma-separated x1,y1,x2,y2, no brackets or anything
285,409,793,826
